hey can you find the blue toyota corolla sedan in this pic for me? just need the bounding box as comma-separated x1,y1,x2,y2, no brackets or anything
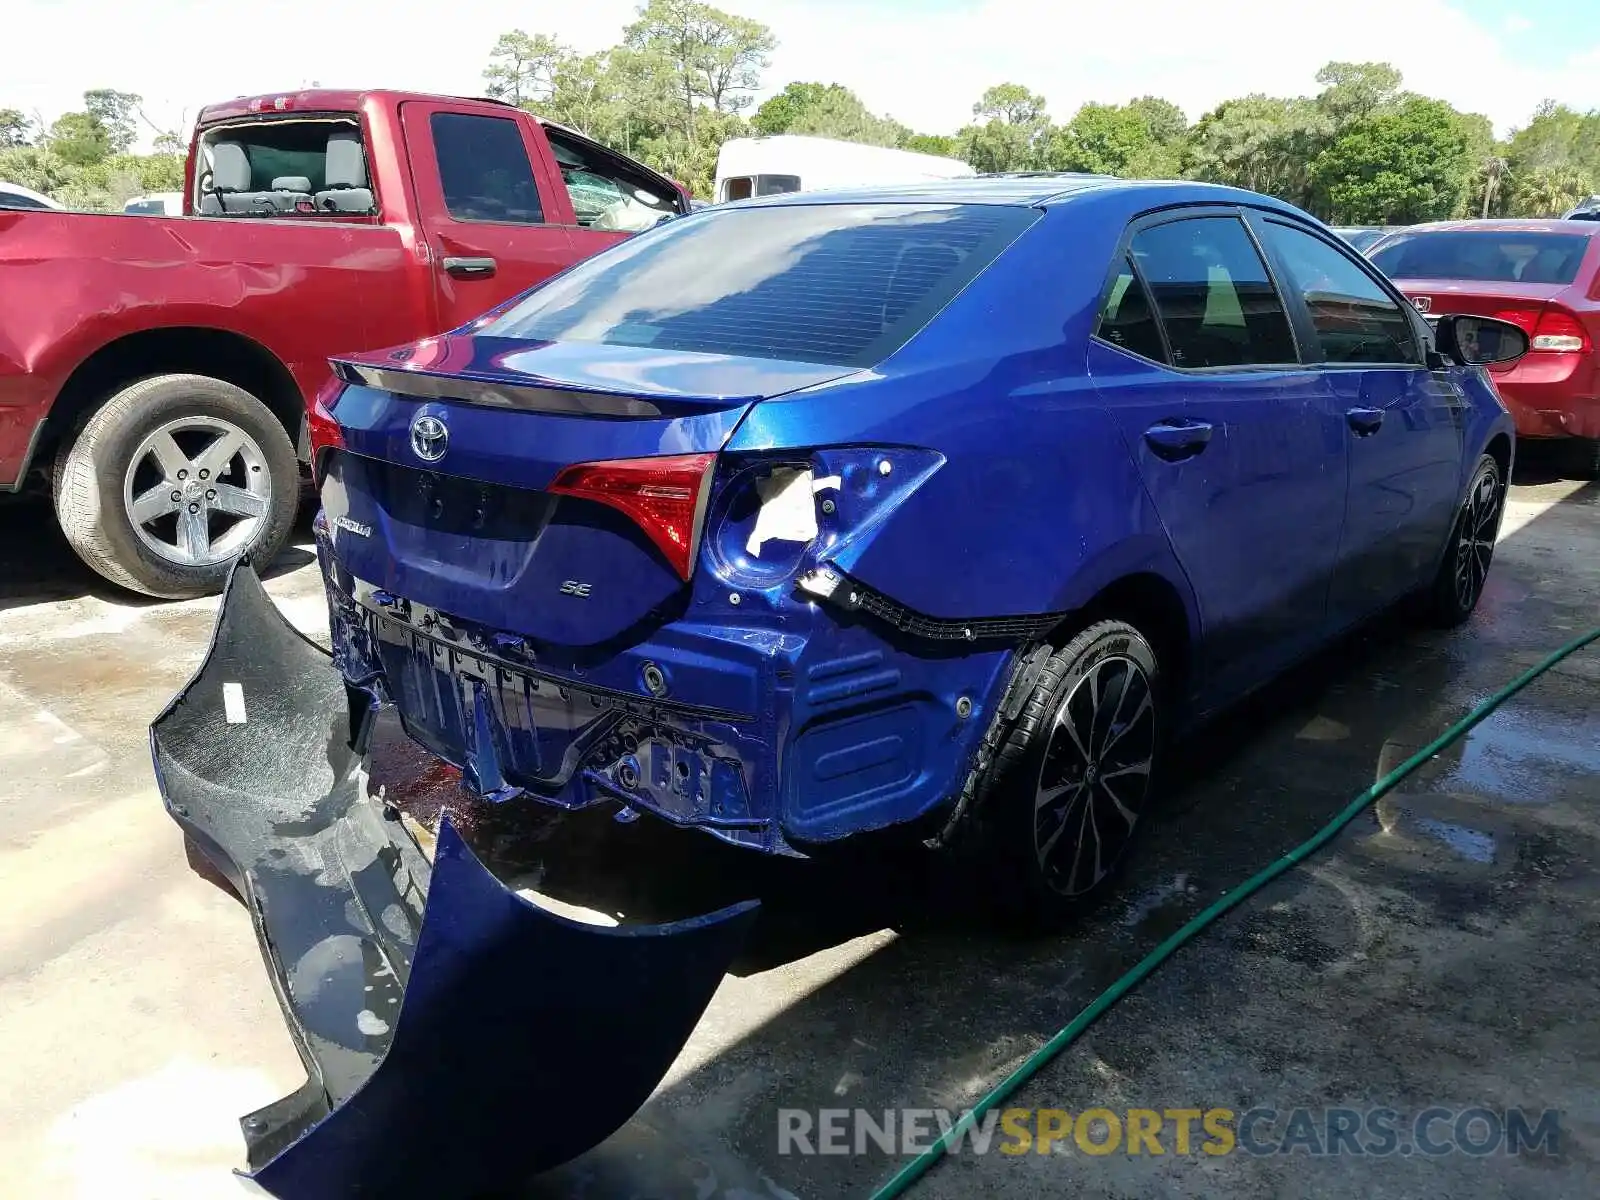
307,176,1523,918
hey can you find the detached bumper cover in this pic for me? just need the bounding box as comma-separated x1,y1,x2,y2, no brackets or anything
151,562,757,1198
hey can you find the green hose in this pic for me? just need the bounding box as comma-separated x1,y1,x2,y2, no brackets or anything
870,623,1600,1199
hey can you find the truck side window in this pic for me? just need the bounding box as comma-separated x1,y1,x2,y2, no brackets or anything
545,129,678,233
429,113,545,225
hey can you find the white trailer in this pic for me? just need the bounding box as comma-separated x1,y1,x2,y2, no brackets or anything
713,135,975,204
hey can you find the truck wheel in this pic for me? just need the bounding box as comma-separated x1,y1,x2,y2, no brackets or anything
53,374,300,599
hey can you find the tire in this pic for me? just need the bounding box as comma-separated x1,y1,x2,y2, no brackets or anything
52,373,299,599
968,620,1163,926
1563,436,1600,480
1423,453,1503,628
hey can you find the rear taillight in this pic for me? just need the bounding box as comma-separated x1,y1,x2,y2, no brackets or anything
548,453,716,580
307,378,346,486
1530,307,1590,353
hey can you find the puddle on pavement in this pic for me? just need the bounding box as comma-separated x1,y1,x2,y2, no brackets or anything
1438,702,1600,803
1412,817,1497,863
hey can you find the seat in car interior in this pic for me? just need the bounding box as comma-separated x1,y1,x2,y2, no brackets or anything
199,141,306,214
314,129,375,213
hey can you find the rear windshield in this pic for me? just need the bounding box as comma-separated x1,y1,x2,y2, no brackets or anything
1369,230,1592,284
481,202,1039,367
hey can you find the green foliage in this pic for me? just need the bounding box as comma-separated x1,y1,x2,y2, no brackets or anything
902,133,957,157
1310,96,1475,224
47,111,112,166
0,108,31,148
10,47,1599,220
953,83,1051,173
83,89,142,154
483,31,570,107
752,82,836,135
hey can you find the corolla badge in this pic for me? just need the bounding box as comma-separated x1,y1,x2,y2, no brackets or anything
410,413,449,462
332,515,372,538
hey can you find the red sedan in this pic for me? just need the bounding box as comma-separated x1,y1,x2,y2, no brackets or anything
1369,220,1600,475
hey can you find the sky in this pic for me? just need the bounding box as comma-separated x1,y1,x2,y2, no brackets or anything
9,0,1600,151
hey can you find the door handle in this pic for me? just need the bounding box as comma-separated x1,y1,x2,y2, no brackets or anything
442,256,497,279
1143,419,1214,460
1346,407,1385,436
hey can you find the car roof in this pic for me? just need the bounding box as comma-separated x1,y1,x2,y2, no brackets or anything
198,89,544,126
1383,218,1600,236
730,175,1313,215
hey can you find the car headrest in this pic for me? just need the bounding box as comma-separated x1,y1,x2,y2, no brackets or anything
271,176,313,194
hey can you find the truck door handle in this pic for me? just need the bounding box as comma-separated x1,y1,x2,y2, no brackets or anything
1346,407,1385,436
1143,419,1213,460
442,256,497,279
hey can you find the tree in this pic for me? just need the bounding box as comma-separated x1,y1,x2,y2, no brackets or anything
0,108,31,148
1050,103,1154,175
483,31,570,107
623,0,775,137
955,82,1051,173
752,81,836,135
1310,96,1476,223
1185,94,1326,206
973,82,1047,128
1127,96,1188,146
46,111,112,166
83,89,141,153
902,133,958,158
1508,164,1594,217
1314,62,1403,124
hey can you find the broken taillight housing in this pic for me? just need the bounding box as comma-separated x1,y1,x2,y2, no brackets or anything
307,378,346,487
548,453,717,580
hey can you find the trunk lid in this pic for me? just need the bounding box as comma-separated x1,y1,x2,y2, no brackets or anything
319,332,854,647
1391,278,1568,332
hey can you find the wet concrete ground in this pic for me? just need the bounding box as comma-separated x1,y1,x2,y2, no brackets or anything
0,455,1596,1198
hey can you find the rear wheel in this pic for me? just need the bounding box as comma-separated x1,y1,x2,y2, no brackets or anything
1563,436,1600,480
53,373,299,599
970,620,1162,925
1423,453,1502,628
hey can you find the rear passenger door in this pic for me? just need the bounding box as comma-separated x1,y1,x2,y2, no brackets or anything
1248,214,1465,627
400,101,576,331
1089,209,1349,709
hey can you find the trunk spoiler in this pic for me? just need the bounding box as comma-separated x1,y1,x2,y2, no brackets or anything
150,561,758,1197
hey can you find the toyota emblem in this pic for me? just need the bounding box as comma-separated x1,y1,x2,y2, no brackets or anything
410,414,448,462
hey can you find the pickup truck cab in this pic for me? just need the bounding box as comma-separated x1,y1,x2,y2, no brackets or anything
0,88,689,597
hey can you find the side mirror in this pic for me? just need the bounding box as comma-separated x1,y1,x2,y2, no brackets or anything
1433,314,1530,368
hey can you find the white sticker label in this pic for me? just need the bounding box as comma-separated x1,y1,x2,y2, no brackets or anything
222,682,247,725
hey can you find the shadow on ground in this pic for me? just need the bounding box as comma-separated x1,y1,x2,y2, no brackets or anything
0,494,318,612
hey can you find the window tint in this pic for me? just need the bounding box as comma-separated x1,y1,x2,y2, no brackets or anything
0,192,51,210
430,113,544,224
484,202,1039,367
1095,256,1167,362
1130,216,1296,368
1369,230,1591,284
1262,222,1418,364
547,130,677,233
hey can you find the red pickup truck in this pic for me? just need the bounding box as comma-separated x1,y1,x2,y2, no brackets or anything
0,88,689,597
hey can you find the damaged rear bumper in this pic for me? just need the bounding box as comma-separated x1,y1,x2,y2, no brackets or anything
151,561,758,1198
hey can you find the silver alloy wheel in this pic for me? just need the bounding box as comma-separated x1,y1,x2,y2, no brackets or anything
1034,655,1157,897
121,416,272,567
1454,469,1500,611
